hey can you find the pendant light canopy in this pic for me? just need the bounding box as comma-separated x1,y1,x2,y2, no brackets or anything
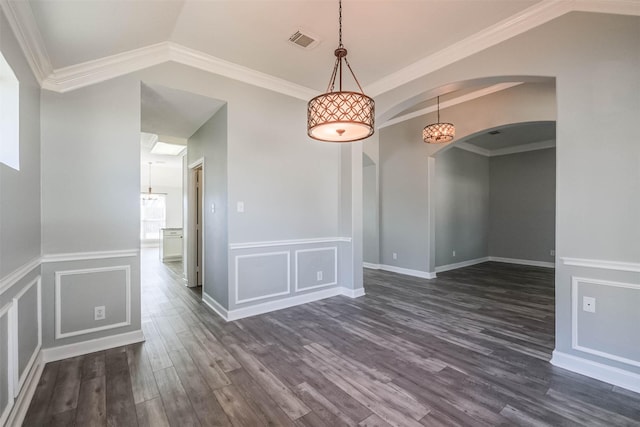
423,96,455,144
307,0,375,142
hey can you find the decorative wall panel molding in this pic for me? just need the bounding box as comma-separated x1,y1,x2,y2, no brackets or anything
572,276,640,368
294,247,338,292
55,265,131,339
11,277,41,397
230,237,351,250
235,251,290,305
562,257,640,273
42,249,138,263
0,257,40,296
0,302,14,426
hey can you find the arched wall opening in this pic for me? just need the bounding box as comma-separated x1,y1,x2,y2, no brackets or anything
375,76,556,274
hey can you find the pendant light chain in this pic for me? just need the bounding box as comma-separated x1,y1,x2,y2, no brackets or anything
437,96,440,123
339,0,343,48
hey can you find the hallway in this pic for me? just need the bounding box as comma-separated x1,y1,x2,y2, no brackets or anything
23,253,640,426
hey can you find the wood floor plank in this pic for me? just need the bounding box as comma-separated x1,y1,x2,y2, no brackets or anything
23,251,640,426
105,348,139,427
75,375,106,426
23,361,60,425
48,356,83,414
154,366,201,427
176,331,232,390
136,397,171,427
141,320,173,372
168,348,232,426
126,342,160,404
226,368,295,427
213,385,266,427
229,343,311,420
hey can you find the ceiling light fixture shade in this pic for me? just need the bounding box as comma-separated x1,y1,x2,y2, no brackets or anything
423,96,455,144
307,0,375,142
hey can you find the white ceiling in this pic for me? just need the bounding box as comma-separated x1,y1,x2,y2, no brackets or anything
28,0,541,91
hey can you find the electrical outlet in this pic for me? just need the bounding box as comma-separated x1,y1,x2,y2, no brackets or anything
211,203,215,213
392,252,398,260
550,249,556,256
94,306,106,320
453,250,456,257
317,271,323,281
583,296,596,313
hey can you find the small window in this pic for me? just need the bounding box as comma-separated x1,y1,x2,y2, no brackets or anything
140,194,166,242
0,52,19,170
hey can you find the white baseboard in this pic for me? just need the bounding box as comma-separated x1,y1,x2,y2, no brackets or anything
489,256,555,268
379,264,437,279
202,292,229,319
551,350,640,394
363,262,381,270
341,287,366,298
41,329,145,363
435,257,490,273
203,286,365,322
6,352,44,427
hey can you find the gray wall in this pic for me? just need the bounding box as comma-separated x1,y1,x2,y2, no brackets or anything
40,76,142,348
375,12,640,375
435,147,490,267
363,158,379,264
0,10,41,277
187,105,229,307
489,148,556,262
0,9,43,422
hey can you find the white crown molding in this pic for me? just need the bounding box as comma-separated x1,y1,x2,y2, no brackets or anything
6,0,638,97
366,0,573,97
0,0,52,84
166,43,318,101
41,41,319,100
454,139,555,157
379,82,523,129
490,139,556,156
455,142,492,157
41,42,171,93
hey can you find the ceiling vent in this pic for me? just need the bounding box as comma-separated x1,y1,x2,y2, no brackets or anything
288,30,320,49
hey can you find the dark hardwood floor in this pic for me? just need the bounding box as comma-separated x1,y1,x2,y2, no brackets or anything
23,251,640,426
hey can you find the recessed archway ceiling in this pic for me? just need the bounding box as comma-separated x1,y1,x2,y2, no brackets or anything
10,1,639,95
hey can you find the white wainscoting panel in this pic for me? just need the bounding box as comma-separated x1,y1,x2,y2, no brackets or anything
0,302,14,427
55,265,131,339
295,247,338,292
235,251,290,305
571,276,640,368
11,277,41,397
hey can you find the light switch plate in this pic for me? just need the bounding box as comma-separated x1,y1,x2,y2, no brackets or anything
237,201,244,213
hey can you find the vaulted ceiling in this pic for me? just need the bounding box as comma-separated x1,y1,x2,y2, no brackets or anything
3,1,638,97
